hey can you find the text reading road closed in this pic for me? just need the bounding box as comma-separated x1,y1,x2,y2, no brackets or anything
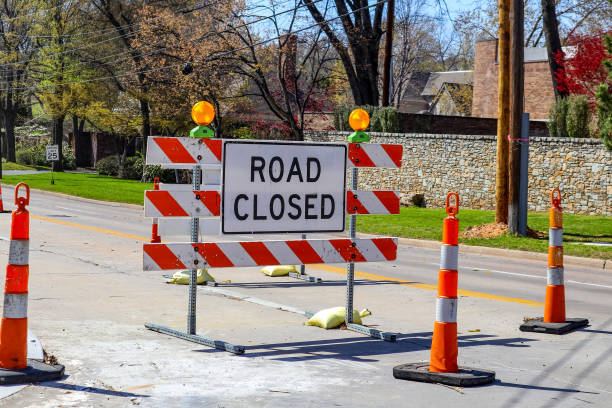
222,141,347,234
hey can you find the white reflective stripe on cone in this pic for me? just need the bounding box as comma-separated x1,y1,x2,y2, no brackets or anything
435,297,458,323
3,293,28,319
549,228,563,247
9,240,29,266
440,245,458,270
547,267,564,285
152,218,159,225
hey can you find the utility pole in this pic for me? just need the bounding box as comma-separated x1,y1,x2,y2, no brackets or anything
381,0,395,106
496,0,511,224
508,0,524,234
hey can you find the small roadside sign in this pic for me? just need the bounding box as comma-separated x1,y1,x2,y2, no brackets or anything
222,140,347,234
46,145,59,162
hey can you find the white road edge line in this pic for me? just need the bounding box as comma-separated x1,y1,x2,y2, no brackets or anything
440,263,612,290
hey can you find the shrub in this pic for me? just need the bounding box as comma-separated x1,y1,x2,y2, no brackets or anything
143,164,176,183
119,156,142,180
95,155,119,176
548,96,592,138
411,194,426,208
233,126,256,139
15,144,76,169
62,146,76,170
333,105,400,133
566,95,591,138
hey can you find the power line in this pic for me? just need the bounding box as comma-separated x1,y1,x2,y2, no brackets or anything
0,0,228,67
0,0,387,91
0,0,302,69
20,0,321,83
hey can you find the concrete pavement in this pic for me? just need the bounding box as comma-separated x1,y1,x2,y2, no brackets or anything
0,187,610,407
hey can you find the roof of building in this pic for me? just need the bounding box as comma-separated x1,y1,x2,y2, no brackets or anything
436,82,473,116
421,71,473,96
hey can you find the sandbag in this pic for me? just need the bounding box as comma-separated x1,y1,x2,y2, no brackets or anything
306,307,371,329
261,265,297,277
167,269,215,285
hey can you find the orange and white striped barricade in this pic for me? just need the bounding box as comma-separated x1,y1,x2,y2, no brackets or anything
0,183,64,384
519,188,588,334
143,129,404,353
394,193,495,386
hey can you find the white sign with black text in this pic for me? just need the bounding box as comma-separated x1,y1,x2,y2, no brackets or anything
46,144,59,162
222,140,347,234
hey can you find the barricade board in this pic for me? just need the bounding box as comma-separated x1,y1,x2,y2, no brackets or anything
146,137,222,166
143,237,398,270
146,137,403,168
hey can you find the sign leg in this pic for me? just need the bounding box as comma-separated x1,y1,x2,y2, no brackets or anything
346,167,358,324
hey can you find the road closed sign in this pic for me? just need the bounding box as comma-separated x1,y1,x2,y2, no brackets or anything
222,140,347,234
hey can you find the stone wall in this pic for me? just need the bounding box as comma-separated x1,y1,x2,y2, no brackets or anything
305,131,611,216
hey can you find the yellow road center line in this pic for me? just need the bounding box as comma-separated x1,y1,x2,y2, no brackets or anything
307,264,544,307
30,214,543,307
31,214,151,242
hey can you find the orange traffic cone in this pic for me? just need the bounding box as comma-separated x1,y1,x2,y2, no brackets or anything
151,178,161,243
393,193,495,386
0,183,30,369
520,189,588,334
430,192,460,373
0,183,64,384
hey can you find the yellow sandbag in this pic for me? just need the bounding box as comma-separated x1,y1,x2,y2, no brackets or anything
306,307,371,329
261,265,297,277
167,269,215,285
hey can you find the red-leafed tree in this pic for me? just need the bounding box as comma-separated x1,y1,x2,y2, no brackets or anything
554,31,612,106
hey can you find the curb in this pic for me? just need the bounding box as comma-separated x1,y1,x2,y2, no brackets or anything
355,233,610,271
1,184,143,211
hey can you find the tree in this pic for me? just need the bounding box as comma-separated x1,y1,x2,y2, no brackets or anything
541,0,569,99
130,1,241,137
220,1,335,140
303,0,385,105
34,0,87,171
553,31,612,106
0,1,37,163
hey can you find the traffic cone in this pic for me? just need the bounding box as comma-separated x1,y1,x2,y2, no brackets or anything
393,193,495,386
151,178,161,243
0,183,64,384
519,188,588,334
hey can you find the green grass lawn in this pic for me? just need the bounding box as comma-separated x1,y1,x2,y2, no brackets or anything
1,172,610,259
358,207,612,260
2,162,50,171
1,172,152,205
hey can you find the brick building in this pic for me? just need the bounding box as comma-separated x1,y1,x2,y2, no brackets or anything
472,38,557,120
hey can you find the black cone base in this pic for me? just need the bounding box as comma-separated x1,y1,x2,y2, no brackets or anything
519,317,589,335
393,362,495,387
0,359,64,385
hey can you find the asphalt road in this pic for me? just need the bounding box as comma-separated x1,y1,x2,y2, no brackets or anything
0,186,610,407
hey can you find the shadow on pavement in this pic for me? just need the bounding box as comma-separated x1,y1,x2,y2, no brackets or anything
193,332,537,362
500,316,612,408
38,379,149,398
493,380,597,394
578,328,612,335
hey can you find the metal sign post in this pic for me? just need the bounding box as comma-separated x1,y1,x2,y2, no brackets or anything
45,145,59,185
